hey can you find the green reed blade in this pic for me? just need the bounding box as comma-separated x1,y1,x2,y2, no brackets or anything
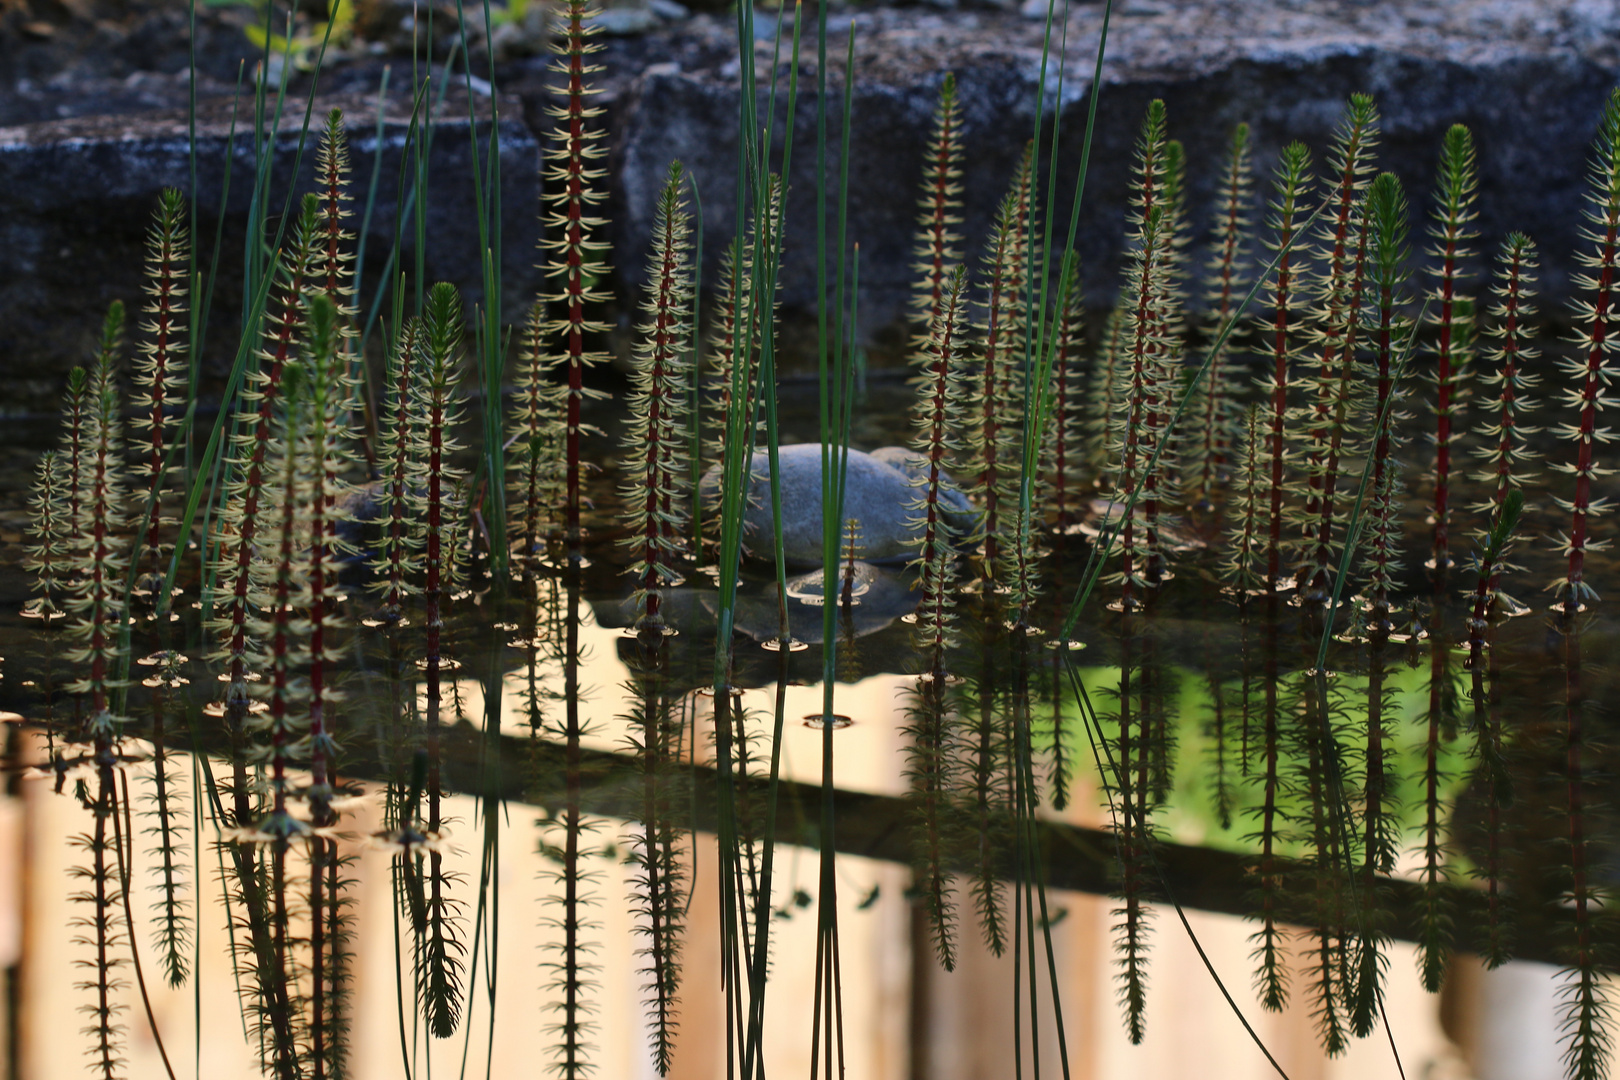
738,12,812,1074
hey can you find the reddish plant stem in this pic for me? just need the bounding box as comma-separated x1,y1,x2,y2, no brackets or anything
143,235,181,581
919,93,957,327
1197,165,1244,507
640,227,681,627
562,4,589,551
920,293,952,650
1566,216,1617,615
1483,247,1527,616
1051,296,1077,526
979,235,1009,579
1265,237,1295,594
1433,238,1459,574
1118,151,1161,609
224,262,310,705
518,312,547,557
1301,222,1371,601
1367,282,1398,625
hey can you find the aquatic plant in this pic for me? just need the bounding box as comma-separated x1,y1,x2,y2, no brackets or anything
619,163,695,632
961,143,1037,589
1552,85,1620,1080
1293,94,1377,605
1468,232,1542,624
1257,142,1314,595
1424,124,1480,578
16,8,1620,1080
1106,100,1175,611
1357,171,1414,630
1187,123,1255,517
1044,258,1087,528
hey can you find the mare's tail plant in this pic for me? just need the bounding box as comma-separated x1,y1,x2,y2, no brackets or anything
532,9,624,1043
1348,170,1412,1039
1555,89,1620,619
65,309,133,1080
909,73,965,373
509,303,563,561
1188,123,1255,517
25,452,72,622
1425,124,1480,577
1469,233,1542,623
1551,84,1620,1080
126,185,195,991
130,187,190,598
542,0,611,553
369,317,424,621
409,283,470,1039
1406,139,1484,1006
617,163,697,1072
903,265,970,970
1141,137,1188,587
962,142,1036,590
1107,100,1175,611
1294,94,1378,605
1410,128,1480,995
1257,142,1315,595
1357,172,1414,632
1045,258,1086,528
620,162,695,633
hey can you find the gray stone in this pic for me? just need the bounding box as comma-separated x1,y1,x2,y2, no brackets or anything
608,1,1620,362
590,4,661,37
701,443,966,568
0,86,538,413
648,0,692,23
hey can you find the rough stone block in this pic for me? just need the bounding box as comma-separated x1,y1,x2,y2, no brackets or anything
0,87,539,412
607,3,1620,365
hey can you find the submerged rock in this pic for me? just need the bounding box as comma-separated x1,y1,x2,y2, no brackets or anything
701,443,977,568
730,560,920,645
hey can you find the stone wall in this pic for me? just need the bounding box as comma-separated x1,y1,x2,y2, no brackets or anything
2,0,1617,409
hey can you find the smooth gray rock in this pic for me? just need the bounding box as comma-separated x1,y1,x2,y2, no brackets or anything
702,443,967,567
590,4,661,37
0,87,538,412
610,2,1620,359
